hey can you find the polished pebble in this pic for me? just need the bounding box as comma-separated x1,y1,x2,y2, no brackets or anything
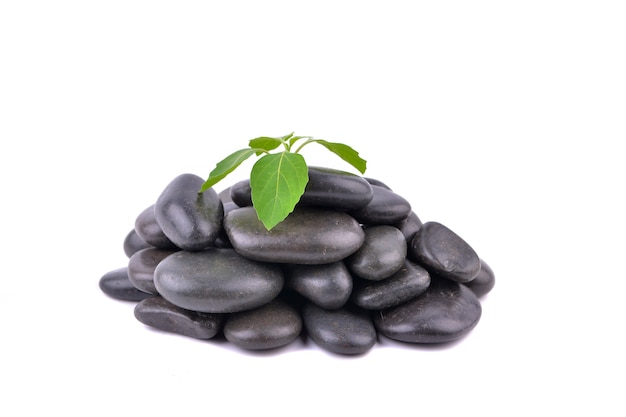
463,259,495,298
223,299,302,350
284,261,353,309
374,275,482,344
134,296,222,339
302,302,377,355
128,247,178,294
99,267,152,301
224,206,365,264
346,225,407,281
409,221,481,283
351,259,431,310
154,248,284,313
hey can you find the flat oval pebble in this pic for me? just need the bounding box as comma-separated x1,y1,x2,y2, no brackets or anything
128,247,178,294
224,206,365,264
99,267,152,301
223,299,303,350
346,225,407,281
154,173,224,251
351,259,431,310
374,275,482,344
349,185,412,225
229,167,373,211
299,166,373,210
134,205,178,249
303,302,377,355
409,221,481,283
134,296,222,339
284,262,353,309
154,248,284,313
463,259,495,298
123,229,152,258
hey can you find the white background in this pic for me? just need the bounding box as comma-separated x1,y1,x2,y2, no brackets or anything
1,1,625,416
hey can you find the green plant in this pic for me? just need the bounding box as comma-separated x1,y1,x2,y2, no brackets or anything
199,132,367,230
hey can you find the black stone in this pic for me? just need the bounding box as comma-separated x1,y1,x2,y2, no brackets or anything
284,262,353,309
134,296,222,339
374,275,482,344
224,206,365,264
351,260,431,310
302,302,377,355
229,167,374,211
154,173,224,251
349,185,412,225
154,248,284,313
99,267,152,302
223,299,303,350
230,180,253,207
463,259,495,298
395,211,423,246
346,225,407,281
128,247,178,294
409,221,481,283
364,177,392,190
134,205,178,249
123,229,152,258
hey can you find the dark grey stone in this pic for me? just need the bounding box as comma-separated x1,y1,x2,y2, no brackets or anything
99,267,152,302
230,180,253,207
395,211,423,245
298,166,373,210
123,229,152,258
229,167,374,211
154,173,224,251
374,275,482,343
302,302,377,355
223,299,303,350
351,260,431,310
346,225,407,281
284,262,353,309
349,185,412,225
224,206,365,264
154,248,284,313
463,259,495,298
128,247,178,294
364,177,392,190
409,221,481,283
134,296,222,339
134,205,178,249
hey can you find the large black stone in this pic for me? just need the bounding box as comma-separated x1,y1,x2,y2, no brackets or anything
284,261,353,309
223,299,303,350
229,166,374,211
134,296,222,339
224,206,365,264
349,185,412,225
154,248,284,313
302,302,377,355
351,259,431,310
346,225,407,281
154,173,224,251
374,275,482,344
99,267,152,302
409,221,481,283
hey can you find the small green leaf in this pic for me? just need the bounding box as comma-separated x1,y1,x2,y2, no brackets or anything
199,148,262,193
311,139,367,174
250,152,309,230
248,136,283,154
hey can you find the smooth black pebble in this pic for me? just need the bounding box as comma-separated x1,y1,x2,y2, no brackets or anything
99,267,151,302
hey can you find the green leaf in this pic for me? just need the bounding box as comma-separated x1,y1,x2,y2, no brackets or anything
250,152,309,230
311,139,367,174
199,148,262,193
248,136,283,155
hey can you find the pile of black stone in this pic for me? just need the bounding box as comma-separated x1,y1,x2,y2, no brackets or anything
99,167,495,355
